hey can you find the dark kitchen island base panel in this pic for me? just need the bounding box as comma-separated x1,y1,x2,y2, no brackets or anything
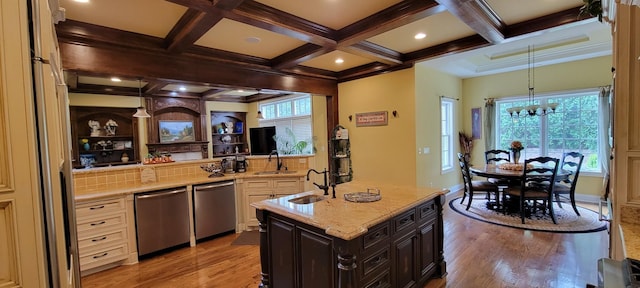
255,195,446,288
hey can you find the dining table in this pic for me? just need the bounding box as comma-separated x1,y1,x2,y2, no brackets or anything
469,163,570,212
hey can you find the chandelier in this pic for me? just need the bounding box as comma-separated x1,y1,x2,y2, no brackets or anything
506,45,559,118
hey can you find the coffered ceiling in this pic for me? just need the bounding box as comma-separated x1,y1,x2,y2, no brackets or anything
56,0,611,101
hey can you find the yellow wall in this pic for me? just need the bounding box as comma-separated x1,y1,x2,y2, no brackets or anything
415,65,464,189
461,55,613,198
338,68,417,186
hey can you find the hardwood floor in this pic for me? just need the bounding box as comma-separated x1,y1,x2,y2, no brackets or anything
81,194,608,288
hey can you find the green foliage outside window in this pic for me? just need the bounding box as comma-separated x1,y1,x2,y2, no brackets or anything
497,92,600,172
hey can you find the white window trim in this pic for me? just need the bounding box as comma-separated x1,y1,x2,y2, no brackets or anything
258,94,314,155
494,88,603,176
441,98,455,173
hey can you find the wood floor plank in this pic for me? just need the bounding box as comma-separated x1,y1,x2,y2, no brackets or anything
81,196,607,287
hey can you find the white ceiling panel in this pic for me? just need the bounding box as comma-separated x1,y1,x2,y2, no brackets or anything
367,11,477,54
300,51,373,72
254,0,404,30
486,0,584,25
196,19,305,59
60,0,186,38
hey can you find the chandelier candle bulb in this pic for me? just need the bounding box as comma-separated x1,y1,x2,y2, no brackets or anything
506,45,560,118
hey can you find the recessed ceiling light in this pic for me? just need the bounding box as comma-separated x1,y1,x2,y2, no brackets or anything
110,77,121,82
414,33,426,40
170,91,177,96
73,0,89,3
245,37,261,43
335,58,344,64
237,89,244,92
179,86,187,92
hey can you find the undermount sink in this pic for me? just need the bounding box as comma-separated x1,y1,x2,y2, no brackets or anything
253,170,297,175
288,195,325,204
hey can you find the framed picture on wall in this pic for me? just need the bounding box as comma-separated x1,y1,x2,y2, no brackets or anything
471,107,481,139
159,120,195,143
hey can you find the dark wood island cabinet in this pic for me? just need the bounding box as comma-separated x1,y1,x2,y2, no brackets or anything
252,181,447,288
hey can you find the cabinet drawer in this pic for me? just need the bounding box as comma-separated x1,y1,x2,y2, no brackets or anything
417,200,436,223
77,212,127,238
393,209,416,235
274,179,300,189
79,243,128,271
76,198,125,218
363,270,391,288
362,247,390,278
78,227,127,254
245,179,273,190
362,222,389,251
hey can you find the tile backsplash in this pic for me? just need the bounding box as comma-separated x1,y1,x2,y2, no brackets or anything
73,156,310,192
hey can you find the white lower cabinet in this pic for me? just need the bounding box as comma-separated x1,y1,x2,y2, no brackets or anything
76,196,132,273
240,176,304,229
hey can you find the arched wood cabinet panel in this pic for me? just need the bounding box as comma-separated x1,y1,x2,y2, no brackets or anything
145,97,209,158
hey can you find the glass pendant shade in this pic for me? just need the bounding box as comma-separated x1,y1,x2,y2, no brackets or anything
257,110,264,119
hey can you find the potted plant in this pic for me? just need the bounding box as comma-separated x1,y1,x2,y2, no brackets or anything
580,0,603,22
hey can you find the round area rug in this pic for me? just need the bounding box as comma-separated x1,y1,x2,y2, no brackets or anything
449,197,607,233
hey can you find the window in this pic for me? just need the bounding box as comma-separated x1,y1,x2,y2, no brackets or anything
496,89,600,173
259,95,314,155
441,99,454,172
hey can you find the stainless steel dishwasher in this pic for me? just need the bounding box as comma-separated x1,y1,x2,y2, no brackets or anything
193,181,236,241
134,188,190,256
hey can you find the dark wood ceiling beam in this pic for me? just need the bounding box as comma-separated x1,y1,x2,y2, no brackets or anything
227,1,337,47
201,88,229,97
339,41,403,65
504,7,588,40
56,20,167,52
245,93,290,103
164,9,224,53
336,62,391,79
271,43,333,70
151,91,202,99
186,45,271,68
165,0,246,53
338,63,414,83
435,0,505,44
71,83,140,96
167,0,337,46
403,34,490,63
58,41,338,97
337,0,445,47
279,66,337,80
142,79,169,95
204,94,247,103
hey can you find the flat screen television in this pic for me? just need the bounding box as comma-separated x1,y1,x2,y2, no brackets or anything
249,126,277,155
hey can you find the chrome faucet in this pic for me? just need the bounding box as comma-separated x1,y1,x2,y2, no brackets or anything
268,150,283,171
306,168,332,197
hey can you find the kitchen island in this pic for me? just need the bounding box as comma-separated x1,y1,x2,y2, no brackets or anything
251,180,447,288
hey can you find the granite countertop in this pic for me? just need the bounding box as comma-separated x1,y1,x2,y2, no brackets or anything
251,180,447,240
621,223,640,260
74,170,307,203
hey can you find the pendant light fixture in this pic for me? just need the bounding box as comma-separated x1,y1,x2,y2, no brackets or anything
506,45,559,118
256,110,264,119
133,78,151,118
